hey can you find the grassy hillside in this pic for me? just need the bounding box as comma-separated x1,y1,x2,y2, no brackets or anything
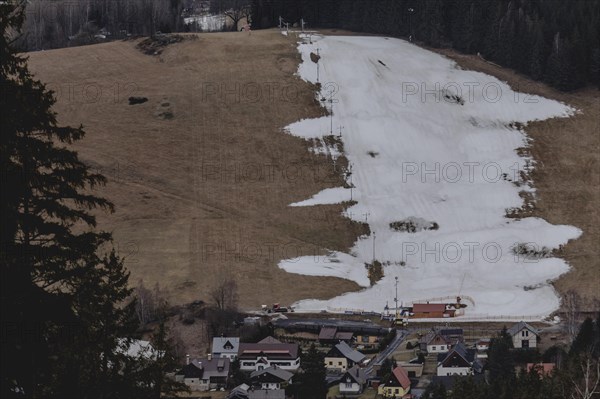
26,29,599,311
27,30,366,308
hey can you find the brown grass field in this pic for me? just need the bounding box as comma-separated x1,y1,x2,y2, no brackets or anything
27,28,598,313
27,30,366,309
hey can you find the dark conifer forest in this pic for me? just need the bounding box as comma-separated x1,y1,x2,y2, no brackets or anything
251,0,600,91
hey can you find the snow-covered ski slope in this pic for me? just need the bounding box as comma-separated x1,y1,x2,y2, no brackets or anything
278,34,581,319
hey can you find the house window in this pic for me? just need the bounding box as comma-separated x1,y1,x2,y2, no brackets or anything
361,336,369,343
395,388,400,394
345,382,353,388
329,361,333,365
338,361,343,366
432,346,437,350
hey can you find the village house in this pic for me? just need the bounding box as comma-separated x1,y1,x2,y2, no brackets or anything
250,367,293,390
507,321,539,349
476,338,491,359
355,332,380,348
411,303,456,318
476,338,491,351
420,328,463,354
378,365,411,398
399,358,424,378
339,365,368,395
439,328,464,342
420,330,452,354
436,342,482,377
175,355,230,391
318,326,354,345
325,341,366,372
238,336,300,372
212,337,240,360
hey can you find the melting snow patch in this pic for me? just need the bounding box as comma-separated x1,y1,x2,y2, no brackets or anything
281,35,580,319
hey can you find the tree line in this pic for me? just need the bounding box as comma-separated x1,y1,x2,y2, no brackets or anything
251,0,600,91
15,0,255,51
16,0,186,51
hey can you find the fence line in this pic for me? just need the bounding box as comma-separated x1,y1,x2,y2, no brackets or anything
321,307,547,322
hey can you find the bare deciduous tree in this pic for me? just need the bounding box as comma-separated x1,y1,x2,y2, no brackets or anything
564,290,582,344
570,354,600,399
210,0,251,31
134,280,167,326
210,277,239,311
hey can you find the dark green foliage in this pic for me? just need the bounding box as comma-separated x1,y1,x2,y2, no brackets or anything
377,357,396,382
569,317,598,357
227,359,249,389
252,0,600,91
422,382,447,399
378,328,397,351
1,3,183,397
290,344,327,399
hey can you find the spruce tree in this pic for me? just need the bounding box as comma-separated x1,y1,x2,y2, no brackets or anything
293,344,327,399
1,1,108,395
0,2,164,397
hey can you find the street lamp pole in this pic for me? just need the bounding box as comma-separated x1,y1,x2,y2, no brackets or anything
408,8,414,42
372,231,376,263
395,276,399,319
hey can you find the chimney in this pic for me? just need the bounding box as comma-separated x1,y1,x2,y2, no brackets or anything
186,354,190,365
207,353,212,361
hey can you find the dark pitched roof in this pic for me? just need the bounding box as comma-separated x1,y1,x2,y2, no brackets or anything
176,362,203,379
319,327,337,340
258,336,283,344
326,342,365,363
507,321,538,337
335,331,354,341
421,331,451,346
177,357,230,379
228,384,250,399
238,339,299,360
440,328,464,337
437,342,475,367
342,365,367,385
202,357,230,379
251,367,293,383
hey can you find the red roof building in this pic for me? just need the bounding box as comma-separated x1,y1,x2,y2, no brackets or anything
527,363,555,376
412,303,447,318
